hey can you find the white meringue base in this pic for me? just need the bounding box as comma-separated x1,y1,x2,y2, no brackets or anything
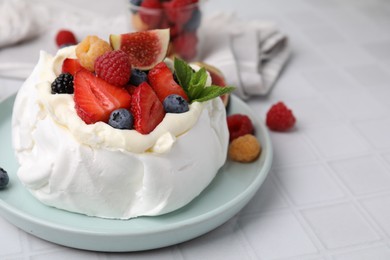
12,48,229,219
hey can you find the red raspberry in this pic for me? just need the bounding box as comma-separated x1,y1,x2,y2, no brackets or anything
266,102,296,131
95,50,132,87
55,29,77,47
227,114,254,142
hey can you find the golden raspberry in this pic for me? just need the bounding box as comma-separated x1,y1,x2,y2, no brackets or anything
228,134,261,163
76,35,112,72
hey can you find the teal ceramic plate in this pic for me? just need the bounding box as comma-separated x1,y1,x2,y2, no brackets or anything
0,94,272,252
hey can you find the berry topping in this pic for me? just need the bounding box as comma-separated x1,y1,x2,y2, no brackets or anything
227,114,255,142
163,94,189,113
148,61,189,102
266,102,296,131
76,35,112,72
129,69,148,86
74,70,131,124
172,32,198,60
130,82,165,134
95,50,132,87
108,108,134,130
62,58,83,76
0,167,9,189
110,29,170,70
228,134,261,163
173,58,235,103
51,73,74,94
55,29,77,48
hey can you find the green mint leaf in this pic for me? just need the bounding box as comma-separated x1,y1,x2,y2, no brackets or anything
174,58,193,94
188,67,208,99
174,57,236,103
192,85,236,103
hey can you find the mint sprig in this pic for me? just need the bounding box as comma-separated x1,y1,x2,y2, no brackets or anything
174,58,235,103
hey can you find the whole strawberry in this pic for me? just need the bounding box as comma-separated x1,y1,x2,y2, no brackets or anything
95,50,131,87
266,102,296,131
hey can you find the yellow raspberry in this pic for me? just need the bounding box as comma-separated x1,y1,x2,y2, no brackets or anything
76,35,112,72
228,134,261,163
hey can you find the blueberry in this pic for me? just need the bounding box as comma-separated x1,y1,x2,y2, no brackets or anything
184,8,202,32
163,94,189,113
0,168,9,189
108,109,134,129
129,69,148,86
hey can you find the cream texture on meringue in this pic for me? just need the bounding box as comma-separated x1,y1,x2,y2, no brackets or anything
12,46,229,219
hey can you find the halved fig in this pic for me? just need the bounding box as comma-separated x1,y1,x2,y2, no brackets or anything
110,29,170,70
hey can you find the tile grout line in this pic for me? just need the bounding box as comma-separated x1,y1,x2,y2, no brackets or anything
269,173,332,259
230,215,261,260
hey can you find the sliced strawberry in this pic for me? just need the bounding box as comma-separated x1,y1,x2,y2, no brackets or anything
130,82,165,134
62,58,83,75
74,70,132,124
125,84,138,96
148,62,189,102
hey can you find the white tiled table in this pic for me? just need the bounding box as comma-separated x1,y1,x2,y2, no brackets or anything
1,0,390,259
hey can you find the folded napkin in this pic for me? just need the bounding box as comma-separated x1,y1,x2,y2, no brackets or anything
198,13,291,99
0,1,290,99
0,0,49,49
0,0,130,80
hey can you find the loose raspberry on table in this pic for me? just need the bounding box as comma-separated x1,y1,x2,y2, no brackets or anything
227,114,254,142
228,134,261,163
76,35,112,72
55,29,77,48
95,50,132,87
266,102,296,131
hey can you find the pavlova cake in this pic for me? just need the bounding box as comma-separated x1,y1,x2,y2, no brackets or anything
12,29,235,219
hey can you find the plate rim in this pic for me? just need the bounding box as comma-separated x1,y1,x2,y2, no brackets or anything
0,94,273,249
